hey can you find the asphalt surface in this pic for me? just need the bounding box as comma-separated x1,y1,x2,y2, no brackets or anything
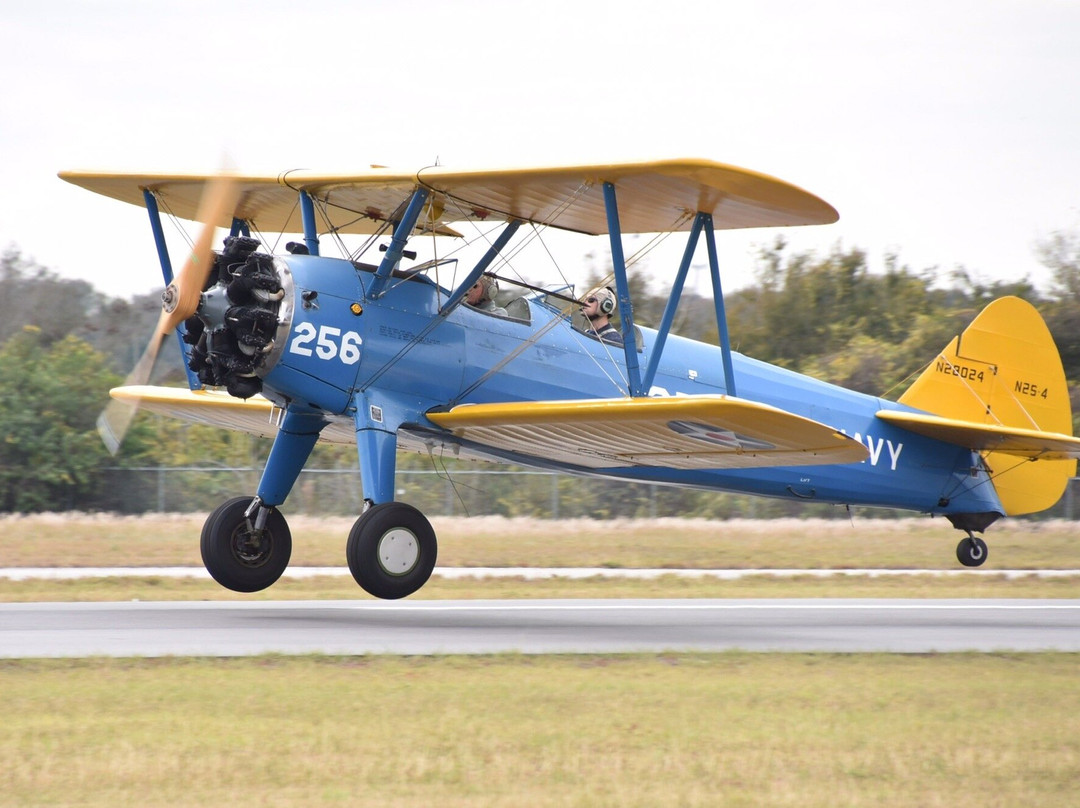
2,599,1078,657
3,566,1077,580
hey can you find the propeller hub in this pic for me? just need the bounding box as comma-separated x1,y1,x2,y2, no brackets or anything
161,283,179,314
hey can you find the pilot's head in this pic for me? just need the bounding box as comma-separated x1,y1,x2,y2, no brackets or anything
467,275,498,306
582,287,616,321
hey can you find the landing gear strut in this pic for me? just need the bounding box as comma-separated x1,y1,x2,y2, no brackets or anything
955,532,989,567
347,502,437,599
201,496,292,592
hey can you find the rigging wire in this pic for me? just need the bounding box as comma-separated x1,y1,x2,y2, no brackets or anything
155,194,196,254
441,200,697,402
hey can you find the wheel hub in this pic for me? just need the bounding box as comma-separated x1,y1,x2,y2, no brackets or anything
377,528,420,576
231,527,272,567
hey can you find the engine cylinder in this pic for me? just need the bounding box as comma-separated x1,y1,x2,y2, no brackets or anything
185,237,290,398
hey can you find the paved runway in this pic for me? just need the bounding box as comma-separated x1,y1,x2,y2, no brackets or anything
2,599,1078,657
3,566,1078,580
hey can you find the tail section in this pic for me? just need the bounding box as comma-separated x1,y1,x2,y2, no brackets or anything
897,296,1076,515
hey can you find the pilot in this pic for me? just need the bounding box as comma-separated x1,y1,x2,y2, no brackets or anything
581,287,624,346
466,276,507,316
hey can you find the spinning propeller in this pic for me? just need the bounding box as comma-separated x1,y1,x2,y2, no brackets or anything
97,174,241,454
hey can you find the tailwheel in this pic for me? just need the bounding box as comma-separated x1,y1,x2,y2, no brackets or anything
201,496,292,592
347,502,437,599
956,534,989,568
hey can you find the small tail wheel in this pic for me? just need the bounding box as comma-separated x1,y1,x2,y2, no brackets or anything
201,496,292,592
956,535,989,568
347,502,437,599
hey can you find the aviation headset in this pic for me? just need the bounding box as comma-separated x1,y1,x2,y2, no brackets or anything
478,275,499,303
595,287,616,315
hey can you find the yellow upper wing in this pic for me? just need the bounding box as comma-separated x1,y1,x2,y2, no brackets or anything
59,158,837,238
426,395,867,470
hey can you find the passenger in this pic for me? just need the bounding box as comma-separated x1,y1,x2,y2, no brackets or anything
581,287,624,346
466,276,507,316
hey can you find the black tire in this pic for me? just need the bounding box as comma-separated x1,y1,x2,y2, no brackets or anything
200,496,292,592
956,536,989,568
347,502,437,599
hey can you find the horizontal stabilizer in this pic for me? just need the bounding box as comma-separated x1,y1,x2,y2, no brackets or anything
108,386,354,444
427,395,868,470
876,410,1080,460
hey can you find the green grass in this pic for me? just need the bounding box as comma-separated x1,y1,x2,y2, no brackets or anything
3,513,1079,569
2,654,1077,807
2,514,1077,601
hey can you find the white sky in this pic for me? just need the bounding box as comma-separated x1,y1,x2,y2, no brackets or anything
2,0,1079,299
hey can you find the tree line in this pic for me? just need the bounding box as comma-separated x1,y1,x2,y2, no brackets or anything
2,232,1079,516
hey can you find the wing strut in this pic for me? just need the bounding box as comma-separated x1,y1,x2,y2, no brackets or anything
141,188,250,393
368,187,430,299
704,213,738,397
299,190,320,256
603,182,644,396
641,213,703,393
358,218,523,394
440,219,523,314
602,192,739,399
142,188,201,390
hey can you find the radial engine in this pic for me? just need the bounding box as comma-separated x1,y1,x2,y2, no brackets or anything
183,236,290,399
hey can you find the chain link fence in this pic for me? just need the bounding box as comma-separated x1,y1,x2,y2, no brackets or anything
98,467,1080,521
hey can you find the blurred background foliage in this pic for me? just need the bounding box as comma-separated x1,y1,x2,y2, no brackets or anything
2,231,1079,516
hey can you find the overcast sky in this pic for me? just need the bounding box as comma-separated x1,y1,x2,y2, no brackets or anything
3,0,1078,299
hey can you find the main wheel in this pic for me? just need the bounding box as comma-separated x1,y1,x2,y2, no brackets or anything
201,496,292,592
956,536,989,568
347,502,437,599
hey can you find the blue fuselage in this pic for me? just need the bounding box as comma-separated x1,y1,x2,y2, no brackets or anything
261,256,1003,519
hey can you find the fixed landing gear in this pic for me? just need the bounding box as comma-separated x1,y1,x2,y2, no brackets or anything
347,502,438,599
201,497,292,592
955,533,989,567
199,495,437,598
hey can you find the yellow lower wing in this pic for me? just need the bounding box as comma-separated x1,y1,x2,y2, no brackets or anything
109,386,355,445
426,396,868,470
112,387,868,470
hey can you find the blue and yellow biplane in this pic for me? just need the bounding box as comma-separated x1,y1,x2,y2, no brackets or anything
60,159,1080,598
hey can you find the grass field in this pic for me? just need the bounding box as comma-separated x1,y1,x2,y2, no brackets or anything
3,513,1079,569
2,513,1078,601
2,514,1077,805
2,654,1077,807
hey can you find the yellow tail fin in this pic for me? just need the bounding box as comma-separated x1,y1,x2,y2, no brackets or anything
898,296,1076,515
